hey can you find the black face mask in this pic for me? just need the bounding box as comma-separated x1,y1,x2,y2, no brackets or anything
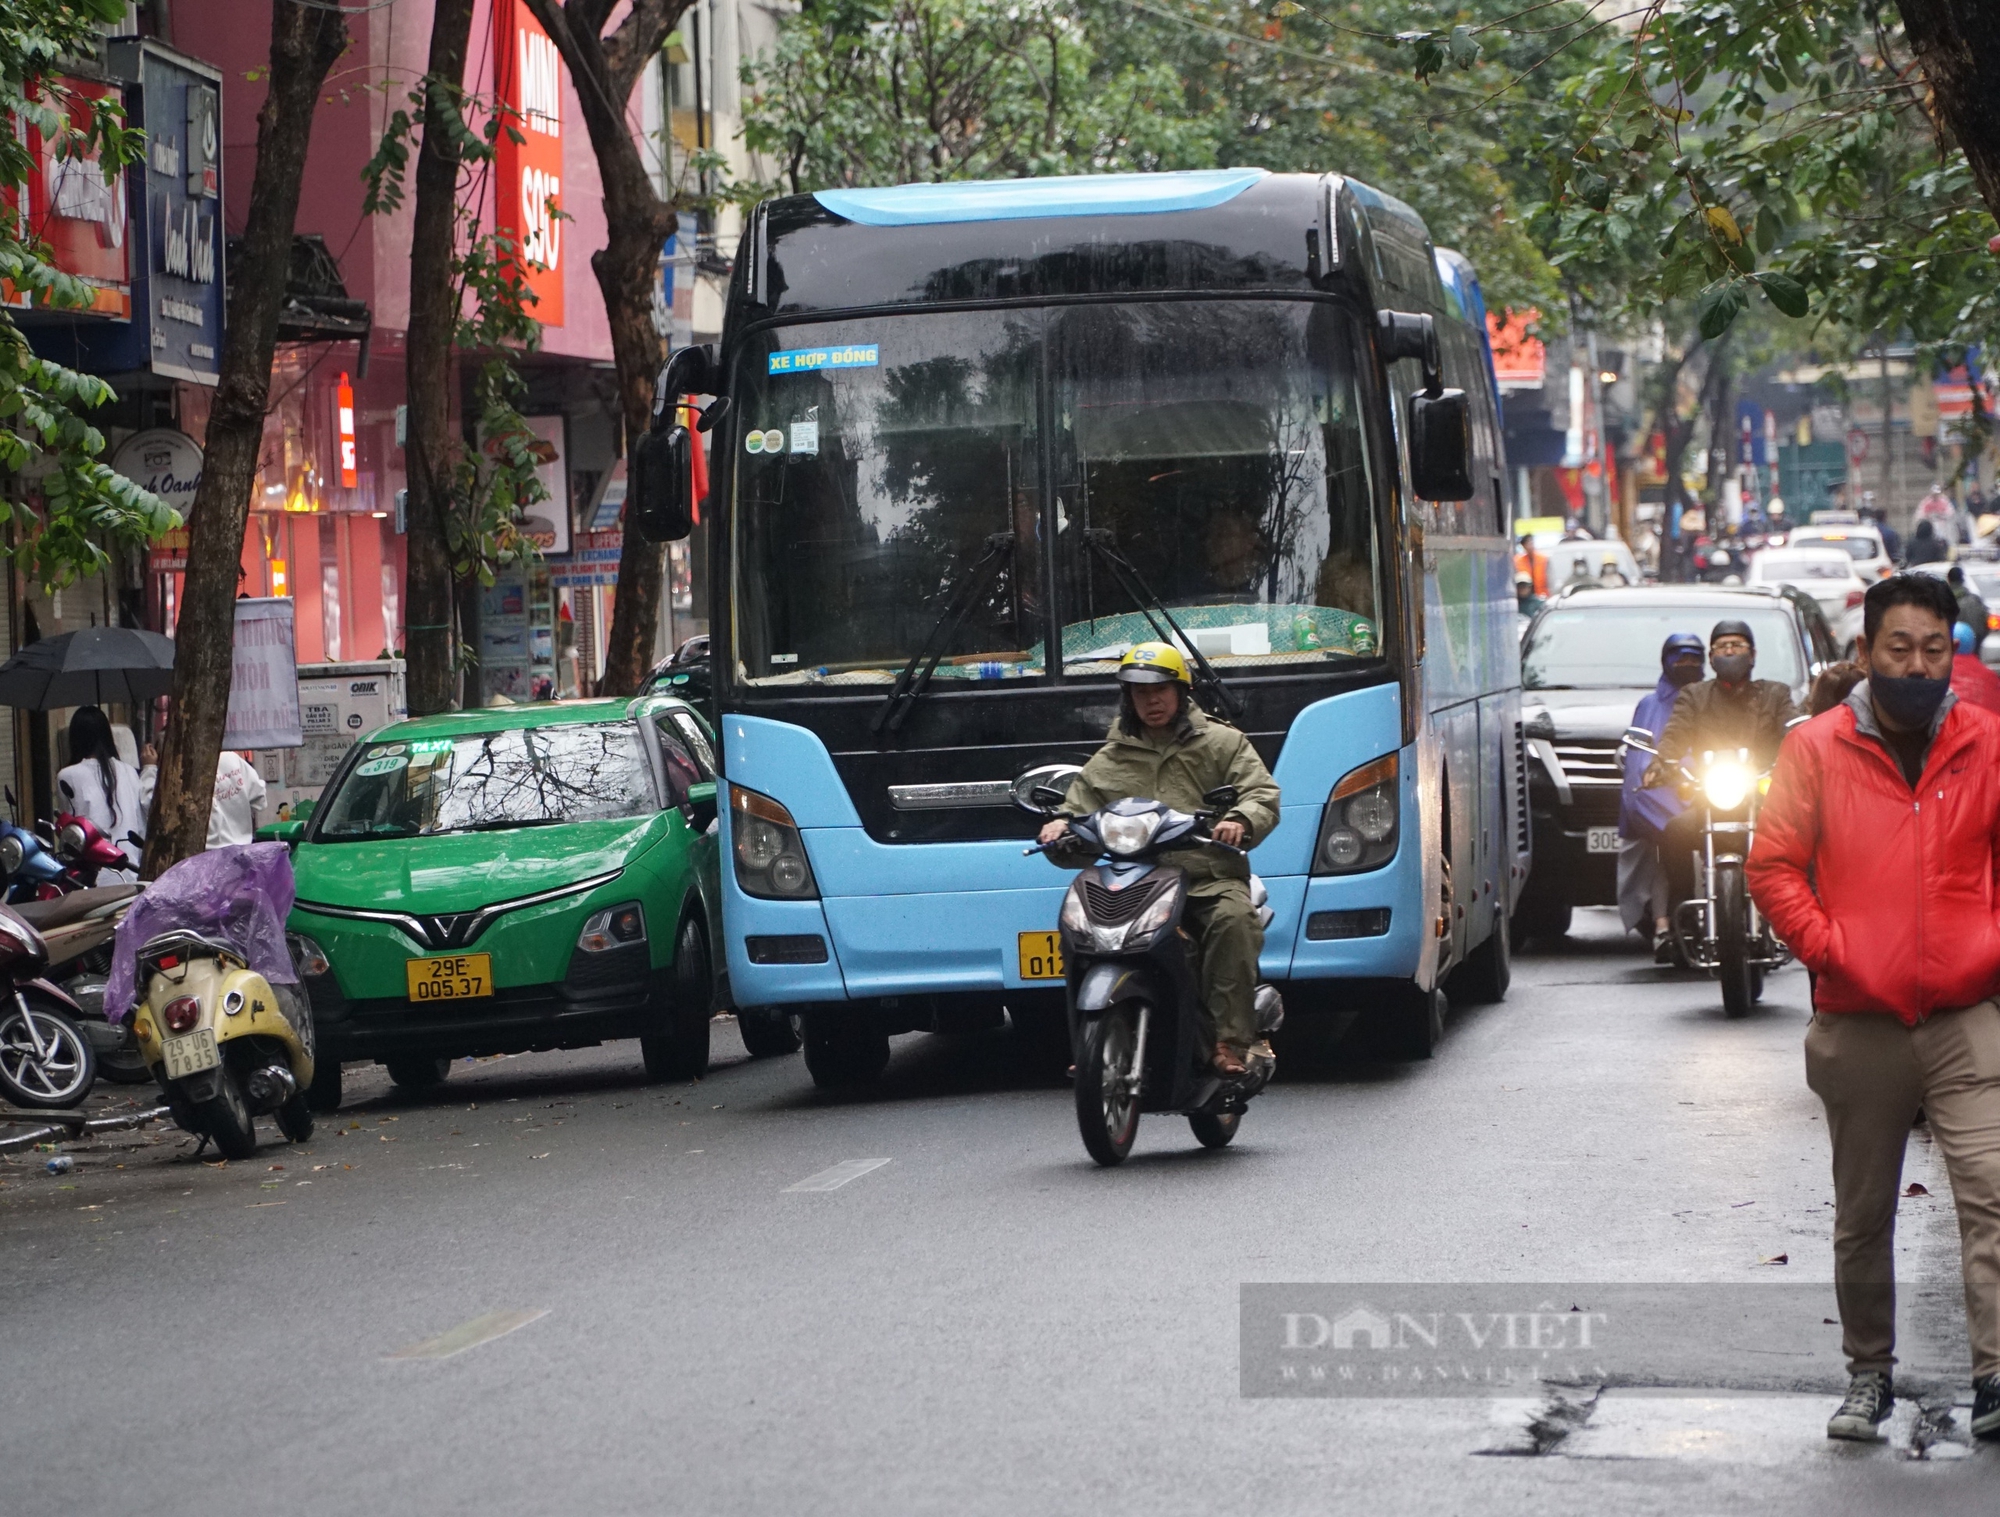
1870,671,1951,731
1665,661,1704,687
1711,651,1754,683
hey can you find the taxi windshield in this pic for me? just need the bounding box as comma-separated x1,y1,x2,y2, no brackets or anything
314,723,656,840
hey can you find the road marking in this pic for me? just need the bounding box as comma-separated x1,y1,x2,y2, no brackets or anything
784,1158,891,1192
386,1308,549,1361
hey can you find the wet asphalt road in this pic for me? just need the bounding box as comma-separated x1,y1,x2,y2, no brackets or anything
3,909,1997,1515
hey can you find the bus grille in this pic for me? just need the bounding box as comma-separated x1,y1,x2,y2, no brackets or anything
1513,720,1530,856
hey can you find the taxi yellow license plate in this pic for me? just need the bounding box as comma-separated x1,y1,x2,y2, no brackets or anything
406,954,494,1001
1017,932,1064,981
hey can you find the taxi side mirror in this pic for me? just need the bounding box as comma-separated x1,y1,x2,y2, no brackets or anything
257,820,307,849
683,779,718,833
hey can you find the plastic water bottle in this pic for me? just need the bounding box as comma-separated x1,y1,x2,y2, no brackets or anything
45,1155,73,1175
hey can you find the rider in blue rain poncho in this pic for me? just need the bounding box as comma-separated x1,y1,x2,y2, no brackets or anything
1620,633,1705,960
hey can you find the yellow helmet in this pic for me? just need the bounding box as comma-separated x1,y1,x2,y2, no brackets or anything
1117,640,1191,685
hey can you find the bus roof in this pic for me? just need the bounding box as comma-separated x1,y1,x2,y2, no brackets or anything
814,169,1269,226
738,171,1448,324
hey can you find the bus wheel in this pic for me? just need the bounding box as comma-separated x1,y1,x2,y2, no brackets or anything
1446,909,1510,1005
802,1010,890,1089
1374,983,1447,1061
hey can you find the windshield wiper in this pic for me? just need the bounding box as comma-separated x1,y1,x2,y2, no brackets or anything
1081,530,1239,722
872,531,1016,738
435,816,574,834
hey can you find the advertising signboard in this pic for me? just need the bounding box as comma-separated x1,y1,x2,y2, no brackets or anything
226,598,304,751
3,75,131,318
492,0,566,326
121,40,225,383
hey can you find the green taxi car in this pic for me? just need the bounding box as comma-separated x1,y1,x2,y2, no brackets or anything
279,696,722,1110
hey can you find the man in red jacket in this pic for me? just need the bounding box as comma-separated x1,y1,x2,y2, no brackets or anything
1748,572,2000,1443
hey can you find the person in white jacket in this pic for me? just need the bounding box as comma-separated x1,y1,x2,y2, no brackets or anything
139,733,268,849
55,707,144,876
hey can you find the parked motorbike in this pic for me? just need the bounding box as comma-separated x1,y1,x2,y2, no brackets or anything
13,884,148,1082
0,788,68,902
53,781,139,887
128,929,317,1159
1028,787,1283,1166
1620,728,1793,1017
0,904,97,1109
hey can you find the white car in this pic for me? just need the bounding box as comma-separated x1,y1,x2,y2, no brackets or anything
1785,523,1894,583
1746,547,1868,652
1910,559,2000,667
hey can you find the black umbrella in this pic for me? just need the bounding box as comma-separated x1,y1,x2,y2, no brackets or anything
0,626,177,710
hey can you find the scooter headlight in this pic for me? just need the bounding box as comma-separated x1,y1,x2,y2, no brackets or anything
1703,763,1751,811
0,835,21,877
56,823,85,863
1098,811,1160,857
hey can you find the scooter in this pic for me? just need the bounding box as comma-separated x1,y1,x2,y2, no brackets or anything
13,884,149,1082
129,930,317,1158
0,905,98,1109
53,783,139,888
0,788,68,902
1028,787,1283,1166
1620,727,1794,1017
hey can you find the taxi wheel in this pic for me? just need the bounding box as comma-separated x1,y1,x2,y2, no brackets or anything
386,1057,451,1093
642,916,712,1082
306,1057,343,1113
738,1006,803,1059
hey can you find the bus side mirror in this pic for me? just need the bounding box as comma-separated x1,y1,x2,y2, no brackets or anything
654,344,716,416
1409,387,1473,502
631,424,694,543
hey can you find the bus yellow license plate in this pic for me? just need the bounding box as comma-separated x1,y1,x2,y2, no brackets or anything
406,954,494,1001
1017,932,1064,980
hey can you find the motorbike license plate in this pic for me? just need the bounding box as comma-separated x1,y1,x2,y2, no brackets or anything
161,1027,219,1080
1018,932,1064,981
406,954,494,1002
1586,826,1621,854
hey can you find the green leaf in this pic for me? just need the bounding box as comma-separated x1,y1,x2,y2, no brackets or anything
1697,281,1747,340
1759,271,1810,318
1754,207,1782,254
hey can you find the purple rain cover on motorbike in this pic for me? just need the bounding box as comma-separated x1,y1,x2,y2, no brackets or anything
103,842,299,1021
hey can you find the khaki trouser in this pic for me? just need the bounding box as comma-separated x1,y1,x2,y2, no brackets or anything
1182,884,1263,1053
1804,1003,2000,1379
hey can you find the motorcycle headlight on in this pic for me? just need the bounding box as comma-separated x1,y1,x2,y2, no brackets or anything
1097,811,1161,857
1702,762,1751,811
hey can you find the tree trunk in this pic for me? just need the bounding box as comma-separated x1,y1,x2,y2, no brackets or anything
523,0,685,695
1899,0,2000,229
140,2,347,878
404,0,478,716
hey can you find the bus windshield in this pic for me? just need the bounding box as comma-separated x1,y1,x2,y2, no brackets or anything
729,301,1386,690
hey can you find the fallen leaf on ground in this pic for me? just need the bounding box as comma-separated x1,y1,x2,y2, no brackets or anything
268,1164,284,1171
1759,1253,1789,1266
530,1153,550,1160
1904,1182,1930,1197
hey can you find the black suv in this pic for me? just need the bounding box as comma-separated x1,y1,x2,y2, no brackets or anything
1513,583,1837,940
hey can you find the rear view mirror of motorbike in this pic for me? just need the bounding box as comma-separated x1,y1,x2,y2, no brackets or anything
1619,727,1658,755
1202,784,1239,812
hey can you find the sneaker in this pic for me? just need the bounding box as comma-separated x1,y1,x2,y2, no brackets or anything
1973,1376,2000,1440
1827,1371,1894,1441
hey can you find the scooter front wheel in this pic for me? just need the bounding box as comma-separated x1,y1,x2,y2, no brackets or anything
0,997,95,1108
1075,1005,1143,1166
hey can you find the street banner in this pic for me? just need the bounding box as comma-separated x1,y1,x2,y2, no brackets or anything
225,598,302,750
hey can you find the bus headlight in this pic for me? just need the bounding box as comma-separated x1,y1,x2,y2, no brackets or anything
730,785,820,900
1313,753,1399,876
1703,763,1751,812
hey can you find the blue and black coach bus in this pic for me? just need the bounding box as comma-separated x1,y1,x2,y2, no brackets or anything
642,169,1525,1084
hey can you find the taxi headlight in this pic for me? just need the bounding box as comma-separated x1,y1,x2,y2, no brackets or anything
1098,811,1160,856
1703,764,1751,811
